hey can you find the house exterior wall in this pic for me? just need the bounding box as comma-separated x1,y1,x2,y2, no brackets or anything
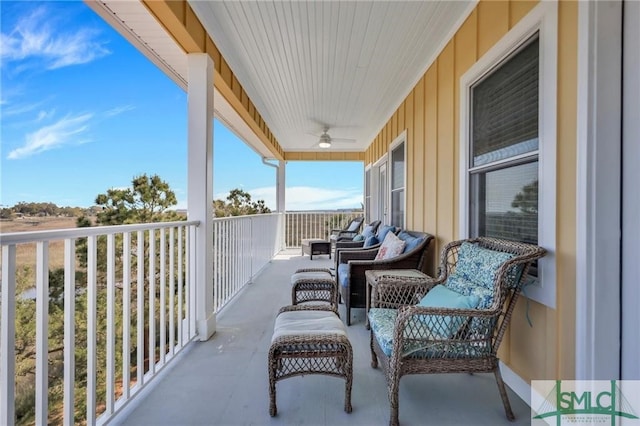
364,0,578,383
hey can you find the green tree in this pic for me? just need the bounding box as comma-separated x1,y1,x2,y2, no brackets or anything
94,174,180,225
511,180,538,214
213,188,271,217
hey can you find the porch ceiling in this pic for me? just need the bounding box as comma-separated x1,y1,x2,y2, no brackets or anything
89,0,475,155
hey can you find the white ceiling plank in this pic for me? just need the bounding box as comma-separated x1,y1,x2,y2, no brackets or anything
95,0,477,153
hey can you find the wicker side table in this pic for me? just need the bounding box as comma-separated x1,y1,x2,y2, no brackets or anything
364,269,434,328
268,305,353,417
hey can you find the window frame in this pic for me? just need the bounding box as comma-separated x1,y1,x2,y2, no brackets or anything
459,2,557,308
389,130,407,229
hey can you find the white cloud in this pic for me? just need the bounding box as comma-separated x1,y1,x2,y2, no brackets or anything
7,113,93,159
105,105,135,117
0,6,110,71
217,186,362,212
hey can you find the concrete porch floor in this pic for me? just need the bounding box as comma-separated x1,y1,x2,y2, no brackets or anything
114,249,532,426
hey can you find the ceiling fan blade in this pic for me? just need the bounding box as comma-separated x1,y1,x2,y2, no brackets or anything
329,137,357,143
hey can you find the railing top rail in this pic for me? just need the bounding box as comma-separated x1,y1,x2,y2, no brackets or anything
0,220,200,245
212,212,281,222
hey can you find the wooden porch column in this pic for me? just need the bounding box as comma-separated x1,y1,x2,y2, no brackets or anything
187,53,216,341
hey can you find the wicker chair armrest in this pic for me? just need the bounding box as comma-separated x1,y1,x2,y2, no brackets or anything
335,240,365,249
337,248,379,264
278,304,338,316
372,277,439,309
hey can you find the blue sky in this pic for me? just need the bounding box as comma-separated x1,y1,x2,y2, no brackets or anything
0,1,363,211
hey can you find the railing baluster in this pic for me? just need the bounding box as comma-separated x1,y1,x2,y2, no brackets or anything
136,230,144,387
106,234,115,416
148,229,156,374
159,229,166,365
169,227,175,356
87,236,97,425
177,227,183,347
122,232,131,400
35,242,49,425
1,245,17,425
63,238,76,426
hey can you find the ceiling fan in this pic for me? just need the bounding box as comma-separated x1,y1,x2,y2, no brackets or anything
311,127,356,149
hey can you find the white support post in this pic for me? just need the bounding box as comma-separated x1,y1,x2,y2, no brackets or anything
575,0,622,380
277,160,286,250
187,53,216,341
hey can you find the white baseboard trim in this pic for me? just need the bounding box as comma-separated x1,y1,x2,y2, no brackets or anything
500,361,531,406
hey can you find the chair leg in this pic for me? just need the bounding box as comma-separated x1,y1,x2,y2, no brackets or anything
494,367,515,421
269,360,277,416
388,374,400,426
346,305,351,326
370,333,378,369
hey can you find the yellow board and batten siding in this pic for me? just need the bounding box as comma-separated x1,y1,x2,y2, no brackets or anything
364,0,578,383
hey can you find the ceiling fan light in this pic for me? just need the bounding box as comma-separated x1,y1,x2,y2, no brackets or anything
318,140,331,148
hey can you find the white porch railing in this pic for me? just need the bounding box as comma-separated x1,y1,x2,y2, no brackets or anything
284,210,362,248
0,210,350,425
1,221,199,426
212,213,284,312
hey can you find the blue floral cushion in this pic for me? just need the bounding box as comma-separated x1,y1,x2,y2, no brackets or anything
368,308,436,356
455,242,514,290
444,273,494,309
417,285,480,338
364,235,379,247
337,263,350,288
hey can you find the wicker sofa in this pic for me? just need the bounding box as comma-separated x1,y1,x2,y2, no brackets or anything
335,230,434,325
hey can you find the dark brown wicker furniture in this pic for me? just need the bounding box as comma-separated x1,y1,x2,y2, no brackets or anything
268,304,353,417
336,231,434,325
329,216,364,241
291,268,338,308
301,239,331,259
368,237,547,426
333,220,382,251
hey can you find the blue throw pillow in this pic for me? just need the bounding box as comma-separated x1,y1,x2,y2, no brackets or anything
352,234,365,242
362,225,375,239
397,231,424,253
417,285,480,338
364,235,379,248
377,225,396,243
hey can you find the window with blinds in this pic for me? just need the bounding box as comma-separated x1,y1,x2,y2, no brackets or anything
390,141,405,228
468,33,540,270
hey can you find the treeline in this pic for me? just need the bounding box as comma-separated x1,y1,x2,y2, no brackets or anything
2,186,271,221
0,202,99,219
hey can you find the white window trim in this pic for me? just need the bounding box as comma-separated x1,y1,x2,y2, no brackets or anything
459,1,557,308
389,130,407,228
364,164,372,223
371,155,387,224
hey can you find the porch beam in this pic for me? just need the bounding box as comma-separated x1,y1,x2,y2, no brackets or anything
187,53,216,341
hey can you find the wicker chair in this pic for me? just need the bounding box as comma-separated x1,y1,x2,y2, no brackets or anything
334,220,382,250
368,237,547,426
336,230,434,325
329,216,364,242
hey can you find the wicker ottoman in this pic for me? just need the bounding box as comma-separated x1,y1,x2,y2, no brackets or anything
291,268,337,308
268,305,353,417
